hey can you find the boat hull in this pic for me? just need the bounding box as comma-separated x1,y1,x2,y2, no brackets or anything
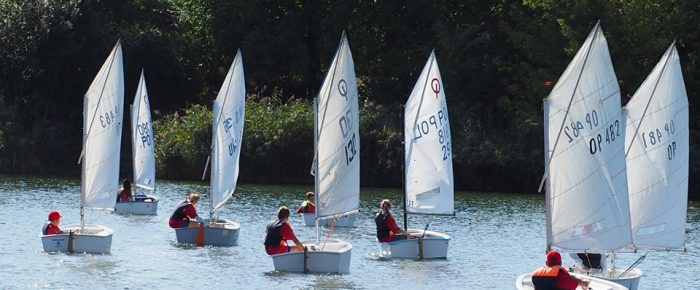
270,239,352,273
587,268,642,290
516,273,629,290
114,195,158,215
301,212,356,227
382,229,450,259
174,218,240,246
40,224,113,254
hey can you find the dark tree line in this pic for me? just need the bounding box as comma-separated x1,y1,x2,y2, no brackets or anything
1,0,698,196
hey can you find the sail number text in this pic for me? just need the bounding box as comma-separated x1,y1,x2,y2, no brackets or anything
136,121,152,148
99,109,118,129
588,119,621,155
639,119,677,160
413,107,451,161
339,108,357,165
223,105,244,156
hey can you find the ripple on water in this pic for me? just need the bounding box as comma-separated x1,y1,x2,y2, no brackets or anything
1,176,698,289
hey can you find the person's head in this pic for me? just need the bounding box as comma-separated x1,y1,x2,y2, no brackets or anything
277,206,291,221
188,191,201,205
380,199,392,213
48,210,62,225
546,251,562,267
305,192,314,200
122,179,131,191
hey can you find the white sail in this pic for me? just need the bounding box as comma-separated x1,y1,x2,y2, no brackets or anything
625,43,688,250
315,32,360,218
81,41,124,209
543,23,632,251
211,50,246,212
131,70,156,191
404,51,454,215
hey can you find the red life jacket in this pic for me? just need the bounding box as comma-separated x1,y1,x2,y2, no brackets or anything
531,265,564,290
42,222,63,235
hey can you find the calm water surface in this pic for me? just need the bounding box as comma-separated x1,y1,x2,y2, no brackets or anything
1,175,698,289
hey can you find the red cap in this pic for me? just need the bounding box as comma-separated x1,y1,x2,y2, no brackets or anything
546,251,562,266
48,210,62,222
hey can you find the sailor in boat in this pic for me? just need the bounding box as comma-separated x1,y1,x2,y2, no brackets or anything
569,253,605,274
117,179,133,202
264,206,306,255
295,192,315,214
375,199,412,242
531,251,589,290
168,192,206,228
42,210,64,235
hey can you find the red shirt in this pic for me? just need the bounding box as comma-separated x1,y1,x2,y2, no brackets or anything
265,222,298,255
118,189,132,202
555,268,582,290
168,204,198,228
44,223,64,235
378,214,402,242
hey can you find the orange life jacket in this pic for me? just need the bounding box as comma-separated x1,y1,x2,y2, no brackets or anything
531,265,564,290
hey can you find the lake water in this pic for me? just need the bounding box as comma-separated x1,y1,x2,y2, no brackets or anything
1,175,698,289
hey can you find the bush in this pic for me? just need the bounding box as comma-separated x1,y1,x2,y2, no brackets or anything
153,104,212,179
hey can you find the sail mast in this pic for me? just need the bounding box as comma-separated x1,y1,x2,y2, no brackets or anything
538,21,601,192
313,98,320,244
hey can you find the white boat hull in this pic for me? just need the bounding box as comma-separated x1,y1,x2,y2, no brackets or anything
174,218,240,246
300,212,356,227
40,224,113,254
516,273,629,290
114,195,158,215
270,239,352,273
581,268,642,290
382,229,450,259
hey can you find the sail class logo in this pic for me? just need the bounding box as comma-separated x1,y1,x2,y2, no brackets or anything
431,78,440,98
338,79,348,100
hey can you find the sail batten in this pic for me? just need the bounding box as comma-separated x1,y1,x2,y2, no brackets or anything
210,50,246,212
82,41,124,209
625,43,688,250
404,51,454,216
543,23,632,252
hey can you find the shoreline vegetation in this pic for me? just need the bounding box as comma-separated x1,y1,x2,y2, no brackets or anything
0,1,698,197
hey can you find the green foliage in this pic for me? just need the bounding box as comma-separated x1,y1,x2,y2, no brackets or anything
153,104,212,178
1,0,699,197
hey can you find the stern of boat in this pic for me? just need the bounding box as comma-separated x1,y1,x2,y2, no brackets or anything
174,219,240,246
271,239,352,274
386,229,450,259
114,196,159,215
41,224,113,254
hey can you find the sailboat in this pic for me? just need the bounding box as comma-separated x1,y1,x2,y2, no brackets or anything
517,22,640,289
115,70,159,215
270,32,355,273
41,41,123,254
174,50,245,246
380,51,453,259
